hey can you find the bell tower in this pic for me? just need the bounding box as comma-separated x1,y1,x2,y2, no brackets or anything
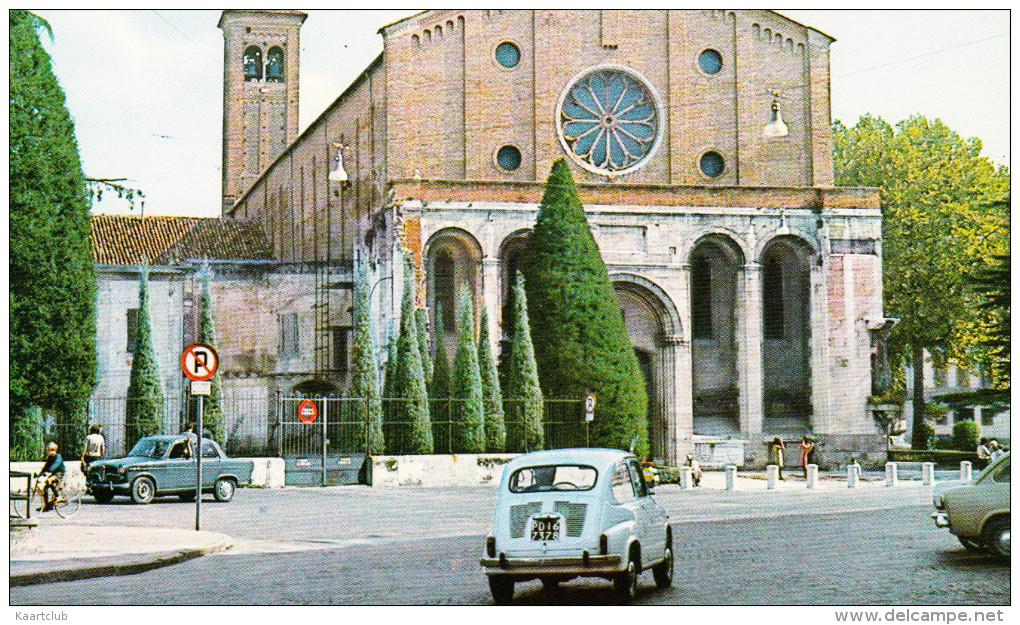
219,10,306,215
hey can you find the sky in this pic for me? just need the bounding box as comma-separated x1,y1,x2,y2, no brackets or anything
31,9,1011,218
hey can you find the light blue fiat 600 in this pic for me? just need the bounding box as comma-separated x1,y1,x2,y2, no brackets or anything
480,448,673,604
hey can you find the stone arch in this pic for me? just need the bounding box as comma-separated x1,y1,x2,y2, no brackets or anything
681,227,750,265
290,379,338,398
496,230,531,356
610,273,681,464
424,228,482,357
759,235,814,435
688,233,744,436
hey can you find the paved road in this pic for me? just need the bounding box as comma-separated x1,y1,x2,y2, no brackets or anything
10,486,1009,605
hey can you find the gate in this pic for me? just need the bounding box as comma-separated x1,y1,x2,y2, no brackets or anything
275,397,370,486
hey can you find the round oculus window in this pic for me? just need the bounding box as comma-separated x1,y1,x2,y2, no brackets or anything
699,151,725,178
495,41,521,68
556,66,662,176
496,145,522,171
698,49,723,75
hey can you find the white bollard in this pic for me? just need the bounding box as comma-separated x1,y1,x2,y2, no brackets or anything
806,464,818,489
679,466,693,489
725,464,737,490
847,463,860,488
921,462,935,485
766,464,779,489
959,461,972,481
885,462,898,487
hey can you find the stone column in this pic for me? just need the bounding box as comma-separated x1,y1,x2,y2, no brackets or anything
809,261,830,433
660,335,683,466
672,262,693,455
481,257,500,349
740,262,764,435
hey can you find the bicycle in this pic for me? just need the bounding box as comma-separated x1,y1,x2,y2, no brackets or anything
9,475,81,519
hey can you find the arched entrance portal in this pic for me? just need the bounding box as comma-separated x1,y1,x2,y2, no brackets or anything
760,236,813,435
425,229,482,360
612,275,680,464
688,235,742,436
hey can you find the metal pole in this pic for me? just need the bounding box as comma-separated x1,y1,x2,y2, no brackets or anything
321,399,328,487
195,395,203,531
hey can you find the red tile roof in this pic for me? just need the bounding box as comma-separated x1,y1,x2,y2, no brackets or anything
90,215,274,265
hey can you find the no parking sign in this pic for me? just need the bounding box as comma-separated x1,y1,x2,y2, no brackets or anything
298,399,318,423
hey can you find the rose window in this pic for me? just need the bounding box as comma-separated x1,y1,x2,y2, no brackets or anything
557,67,662,176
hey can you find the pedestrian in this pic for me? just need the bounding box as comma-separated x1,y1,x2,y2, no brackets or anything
976,438,991,461
81,423,105,469
768,437,786,480
684,454,703,487
988,439,1004,460
182,422,198,458
798,435,815,478
38,442,65,512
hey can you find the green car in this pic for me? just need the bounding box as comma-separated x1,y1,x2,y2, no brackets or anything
86,434,254,505
932,452,1010,561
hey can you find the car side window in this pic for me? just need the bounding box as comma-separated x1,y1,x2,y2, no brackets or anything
627,460,648,498
201,441,218,459
611,463,635,503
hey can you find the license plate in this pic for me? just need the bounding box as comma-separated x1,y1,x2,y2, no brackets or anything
531,516,560,541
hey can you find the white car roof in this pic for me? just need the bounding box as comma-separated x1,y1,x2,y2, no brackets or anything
502,448,634,474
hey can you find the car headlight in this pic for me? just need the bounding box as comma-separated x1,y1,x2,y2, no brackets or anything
118,465,129,474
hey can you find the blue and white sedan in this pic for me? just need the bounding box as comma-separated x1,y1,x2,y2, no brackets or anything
480,448,673,604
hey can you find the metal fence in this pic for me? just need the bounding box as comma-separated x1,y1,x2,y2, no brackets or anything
50,396,587,459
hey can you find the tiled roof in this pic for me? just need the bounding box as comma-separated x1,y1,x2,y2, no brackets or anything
90,215,275,265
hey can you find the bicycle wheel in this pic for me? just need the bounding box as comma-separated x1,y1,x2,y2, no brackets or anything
55,485,82,518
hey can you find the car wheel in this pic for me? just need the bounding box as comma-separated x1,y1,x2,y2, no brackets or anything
958,537,985,552
652,543,674,589
178,491,196,502
130,477,155,504
488,575,514,605
982,517,1010,561
92,487,114,504
614,553,639,602
213,477,236,502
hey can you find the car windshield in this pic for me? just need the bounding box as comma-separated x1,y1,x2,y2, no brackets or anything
128,439,171,458
509,464,598,493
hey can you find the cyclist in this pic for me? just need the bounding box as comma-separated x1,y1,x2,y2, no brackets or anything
38,442,65,511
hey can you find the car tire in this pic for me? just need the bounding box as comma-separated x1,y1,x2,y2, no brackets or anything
213,477,236,502
130,477,155,504
488,575,514,605
92,487,115,504
652,543,674,589
614,553,639,602
958,537,985,552
982,516,1010,561
178,492,196,502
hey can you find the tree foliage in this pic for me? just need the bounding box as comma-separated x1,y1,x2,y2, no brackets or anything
522,159,648,457
415,307,433,382
429,301,452,449
478,304,506,452
385,259,433,454
196,264,223,443
10,10,97,458
347,260,385,454
450,286,486,453
833,115,1009,447
125,267,165,444
503,273,545,453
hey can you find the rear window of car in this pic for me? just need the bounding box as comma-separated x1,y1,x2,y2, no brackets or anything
508,464,598,493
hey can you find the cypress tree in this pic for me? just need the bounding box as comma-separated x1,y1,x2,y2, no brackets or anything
522,159,648,457
450,286,485,452
381,321,398,449
478,304,506,452
10,11,97,459
429,301,452,450
197,264,223,443
125,267,165,444
387,259,433,454
504,273,544,452
348,260,385,454
415,307,433,382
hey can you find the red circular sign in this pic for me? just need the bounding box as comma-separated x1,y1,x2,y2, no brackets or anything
298,399,318,423
180,343,219,381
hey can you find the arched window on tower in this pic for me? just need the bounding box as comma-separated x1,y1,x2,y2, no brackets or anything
243,46,263,81
266,46,285,82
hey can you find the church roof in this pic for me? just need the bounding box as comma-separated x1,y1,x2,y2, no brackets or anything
90,215,275,265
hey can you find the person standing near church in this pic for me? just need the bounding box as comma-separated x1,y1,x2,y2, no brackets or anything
81,423,105,468
798,435,815,478
769,437,786,480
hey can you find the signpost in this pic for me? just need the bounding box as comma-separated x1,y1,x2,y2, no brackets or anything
181,343,218,531
584,391,596,447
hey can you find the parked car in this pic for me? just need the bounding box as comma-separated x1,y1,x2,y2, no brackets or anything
932,451,1010,560
86,434,254,504
480,448,673,604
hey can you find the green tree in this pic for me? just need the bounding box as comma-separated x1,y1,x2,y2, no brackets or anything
415,307,433,382
10,11,97,459
429,301,452,450
196,264,223,443
522,159,648,457
347,260,385,454
125,267,165,444
385,259,433,454
503,273,544,453
381,322,398,445
833,115,1009,449
450,286,486,453
478,304,506,452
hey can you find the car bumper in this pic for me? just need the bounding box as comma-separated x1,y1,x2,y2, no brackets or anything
480,553,622,576
932,511,950,528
